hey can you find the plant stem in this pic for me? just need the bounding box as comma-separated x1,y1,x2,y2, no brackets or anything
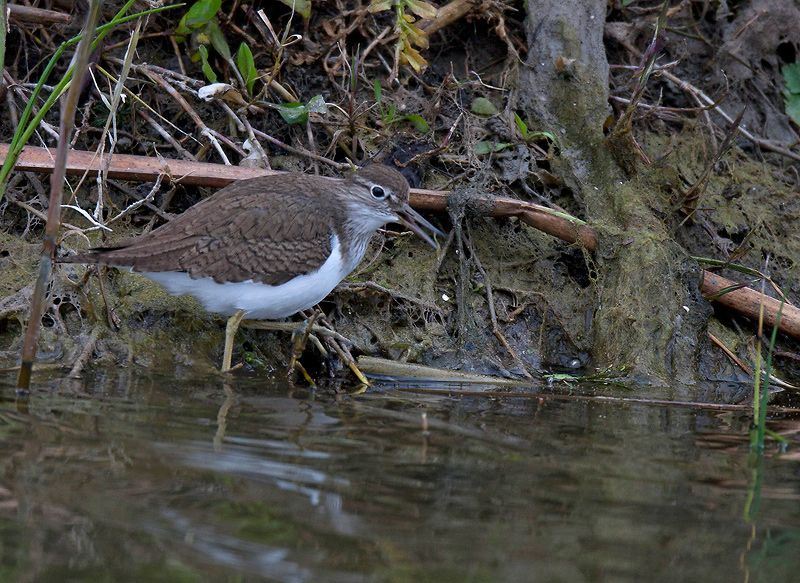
16,1,102,391
0,0,7,82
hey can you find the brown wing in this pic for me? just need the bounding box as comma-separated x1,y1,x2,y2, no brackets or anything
73,176,341,286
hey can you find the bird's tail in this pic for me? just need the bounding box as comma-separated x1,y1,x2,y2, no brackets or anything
56,248,115,264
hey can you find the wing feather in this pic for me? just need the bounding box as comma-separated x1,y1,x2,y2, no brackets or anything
72,176,342,286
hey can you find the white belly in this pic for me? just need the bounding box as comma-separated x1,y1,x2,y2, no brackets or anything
140,236,350,319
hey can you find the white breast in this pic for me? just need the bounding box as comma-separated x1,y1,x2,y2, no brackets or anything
140,235,351,319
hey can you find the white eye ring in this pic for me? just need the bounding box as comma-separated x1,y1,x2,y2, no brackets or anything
371,185,387,199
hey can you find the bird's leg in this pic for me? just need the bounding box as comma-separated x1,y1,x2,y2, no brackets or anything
288,309,323,380
222,309,246,372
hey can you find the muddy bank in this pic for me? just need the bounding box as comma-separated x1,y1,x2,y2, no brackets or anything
1,2,799,401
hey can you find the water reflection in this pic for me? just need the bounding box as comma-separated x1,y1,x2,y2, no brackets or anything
0,370,798,581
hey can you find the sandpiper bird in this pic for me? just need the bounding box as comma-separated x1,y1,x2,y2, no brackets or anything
61,165,443,372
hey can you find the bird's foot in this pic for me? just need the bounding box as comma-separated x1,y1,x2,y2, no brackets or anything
239,309,370,387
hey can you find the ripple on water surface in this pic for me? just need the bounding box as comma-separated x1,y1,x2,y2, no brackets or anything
0,370,799,582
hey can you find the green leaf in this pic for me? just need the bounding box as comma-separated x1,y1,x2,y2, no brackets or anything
402,114,429,132
471,97,497,116
373,78,382,103
206,19,231,60
782,63,800,94
278,102,308,125
513,113,528,139
184,0,221,29
474,141,511,155
276,0,311,19
197,45,216,83
237,43,257,94
176,14,191,39
525,130,557,143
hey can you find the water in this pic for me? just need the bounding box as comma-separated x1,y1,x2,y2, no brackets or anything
0,371,798,582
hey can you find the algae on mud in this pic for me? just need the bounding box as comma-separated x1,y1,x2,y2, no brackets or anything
518,1,708,390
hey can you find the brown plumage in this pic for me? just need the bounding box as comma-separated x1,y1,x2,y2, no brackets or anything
61,165,423,287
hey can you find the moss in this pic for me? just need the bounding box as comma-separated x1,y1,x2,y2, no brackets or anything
0,230,39,298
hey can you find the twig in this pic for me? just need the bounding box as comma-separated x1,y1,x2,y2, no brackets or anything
108,178,174,223
418,0,475,36
116,60,204,89
138,109,198,161
2,144,275,186
708,331,796,391
105,174,163,225
680,107,745,218
68,324,103,378
95,65,200,147
61,204,113,231
662,69,800,163
337,281,444,315
325,333,370,385
240,116,271,169
8,4,71,24
7,194,85,233
394,386,800,414
702,271,800,339
95,19,143,224
143,69,232,164
358,356,530,386
168,35,187,77
242,320,352,345
251,128,349,170
3,71,61,142
360,25,392,62
466,227,534,379
607,25,800,163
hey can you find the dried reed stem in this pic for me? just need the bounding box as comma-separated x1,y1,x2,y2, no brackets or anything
16,1,101,391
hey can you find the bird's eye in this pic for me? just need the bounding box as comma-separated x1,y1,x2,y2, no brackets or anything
371,185,387,199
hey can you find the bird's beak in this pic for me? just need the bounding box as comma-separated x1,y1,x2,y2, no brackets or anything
396,202,446,249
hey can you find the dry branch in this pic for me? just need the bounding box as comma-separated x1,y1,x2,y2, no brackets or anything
701,271,800,339
1,144,275,187
419,0,476,36
9,4,71,25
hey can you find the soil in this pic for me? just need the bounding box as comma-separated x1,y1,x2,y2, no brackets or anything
1,1,799,402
